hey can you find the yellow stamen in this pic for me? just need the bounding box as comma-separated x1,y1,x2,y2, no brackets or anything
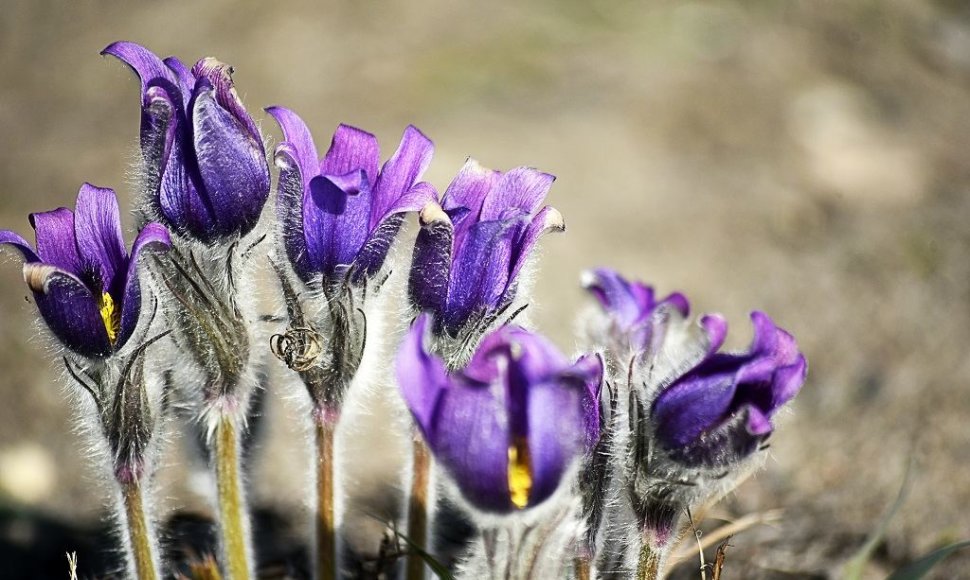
99,292,120,344
507,436,533,509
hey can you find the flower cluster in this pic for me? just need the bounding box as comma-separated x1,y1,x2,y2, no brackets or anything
0,40,807,580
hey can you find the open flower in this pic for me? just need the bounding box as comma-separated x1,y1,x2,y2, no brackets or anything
0,184,170,358
397,314,602,513
581,268,689,356
408,160,565,337
651,311,807,468
102,41,270,244
266,106,435,286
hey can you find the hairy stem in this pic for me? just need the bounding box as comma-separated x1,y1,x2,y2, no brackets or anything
316,417,337,580
215,418,251,580
407,437,431,580
121,481,159,580
636,541,662,580
574,556,591,580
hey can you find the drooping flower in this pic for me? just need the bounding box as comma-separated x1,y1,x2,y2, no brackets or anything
408,159,564,338
0,184,171,358
581,268,689,356
397,314,602,513
650,311,807,468
102,41,270,244
266,106,436,286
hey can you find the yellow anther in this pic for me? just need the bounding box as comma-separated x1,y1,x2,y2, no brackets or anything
507,436,533,509
99,292,120,344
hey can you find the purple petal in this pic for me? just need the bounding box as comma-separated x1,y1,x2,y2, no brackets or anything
303,174,371,278
274,145,312,281
162,56,195,99
74,184,127,295
24,264,112,358
396,314,448,437
266,106,321,186
526,379,584,506
192,58,262,144
139,85,178,192
191,81,270,239
408,202,453,315
118,223,171,349
479,167,555,221
441,158,501,217
350,213,405,283
652,370,739,448
370,125,433,230
508,205,565,288
700,314,728,353
443,219,516,333
29,208,81,275
0,230,39,262
371,180,438,227
431,376,513,512
319,124,380,187
157,126,216,240
102,41,179,102
569,353,605,451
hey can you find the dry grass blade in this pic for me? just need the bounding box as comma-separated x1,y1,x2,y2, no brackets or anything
712,538,731,580
66,552,78,580
669,509,783,566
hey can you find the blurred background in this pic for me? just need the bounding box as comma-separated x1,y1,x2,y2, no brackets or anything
1,0,969,577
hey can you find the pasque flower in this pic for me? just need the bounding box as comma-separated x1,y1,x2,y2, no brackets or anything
103,41,270,244
581,268,689,356
266,106,436,286
650,311,807,467
0,184,170,358
397,314,602,513
408,159,565,338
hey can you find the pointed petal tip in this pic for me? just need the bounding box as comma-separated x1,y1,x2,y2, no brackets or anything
541,206,565,233
700,313,728,351
22,263,63,294
419,202,451,227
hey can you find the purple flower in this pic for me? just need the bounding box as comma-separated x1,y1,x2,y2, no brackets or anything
650,311,807,468
397,314,602,513
582,268,689,354
102,41,270,244
408,160,564,337
0,184,171,358
266,107,436,285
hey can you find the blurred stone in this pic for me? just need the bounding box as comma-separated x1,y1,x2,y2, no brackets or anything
0,442,56,505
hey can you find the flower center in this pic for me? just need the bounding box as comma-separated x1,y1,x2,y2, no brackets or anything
99,292,120,344
507,436,532,509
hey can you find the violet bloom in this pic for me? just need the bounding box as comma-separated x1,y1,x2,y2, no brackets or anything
0,184,170,358
582,268,689,354
651,311,807,468
408,159,564,337
103,41,270,244
397,314,602,513
266,106,435,285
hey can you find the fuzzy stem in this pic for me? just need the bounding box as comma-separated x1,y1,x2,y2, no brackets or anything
121,481,159,580
316,416,338,580
215,417,251,580
636,542,662,580
574,556,591,580
406,437,431,580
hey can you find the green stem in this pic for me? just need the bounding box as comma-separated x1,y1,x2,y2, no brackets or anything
636,541,662,580
406,437,430,580
316,417,337,580
215,417,251,580
121,481,159,580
